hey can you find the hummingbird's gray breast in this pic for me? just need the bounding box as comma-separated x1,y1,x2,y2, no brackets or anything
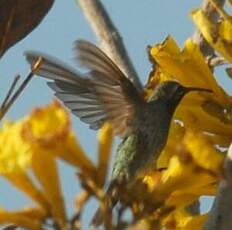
112,102,172,181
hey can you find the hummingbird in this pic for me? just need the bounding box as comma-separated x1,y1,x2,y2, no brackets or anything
25,40,211,227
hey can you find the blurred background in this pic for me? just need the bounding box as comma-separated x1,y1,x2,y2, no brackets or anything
0,0,231,229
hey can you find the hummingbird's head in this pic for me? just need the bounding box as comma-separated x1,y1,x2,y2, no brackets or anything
150,81,212,109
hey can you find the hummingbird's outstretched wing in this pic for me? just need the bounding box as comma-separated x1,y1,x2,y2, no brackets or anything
25,40,144,136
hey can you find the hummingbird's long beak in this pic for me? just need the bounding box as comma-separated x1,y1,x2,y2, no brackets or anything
185,86,213,93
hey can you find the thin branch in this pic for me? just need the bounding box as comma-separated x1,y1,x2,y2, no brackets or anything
76,0,143,91
0,57,43,121
0,74,20,110
204,144,232,230
0,72,34,120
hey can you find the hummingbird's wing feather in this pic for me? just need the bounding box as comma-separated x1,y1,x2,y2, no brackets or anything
25,41,144,136
25,51,108,130
74,40,145,135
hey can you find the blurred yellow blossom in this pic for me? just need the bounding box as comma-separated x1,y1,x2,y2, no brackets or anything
0,100,115,228
96,123,114,187
22,100,96,178
191,8,232,63
149,36,232,142
0,207,46,230
163,209,208,230
0,119,49,212
0,121,30,174
143,155,217,210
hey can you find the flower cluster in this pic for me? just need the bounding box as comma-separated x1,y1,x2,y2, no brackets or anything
0,101,113,229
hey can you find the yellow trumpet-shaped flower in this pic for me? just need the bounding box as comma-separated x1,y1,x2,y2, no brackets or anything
22,100,96,177
0,99,116,228
0,101,95,227
20,100,97,227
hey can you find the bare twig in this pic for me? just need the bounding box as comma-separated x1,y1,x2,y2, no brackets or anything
76,0,143,91
0,72,34,120
0,74,20,110
204,144,232,230
0,57,43,121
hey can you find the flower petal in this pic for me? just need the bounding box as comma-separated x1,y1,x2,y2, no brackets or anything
191,9,232,63
0,121,31,174
183,129,224,174
96,123,113,187
32,150,66,227
0,208,42,230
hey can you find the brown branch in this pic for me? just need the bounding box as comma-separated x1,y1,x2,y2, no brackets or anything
204,144,232,230
0,74,20,111
0,57,43,121
76,0,143,91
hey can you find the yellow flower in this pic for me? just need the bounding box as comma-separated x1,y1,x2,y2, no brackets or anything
149,36,232,147
144,155,217,209
142,34,232,229
0,100,115,228
22,100,96,178
0,121,30,174
149,35,230,102
0,120,49,212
